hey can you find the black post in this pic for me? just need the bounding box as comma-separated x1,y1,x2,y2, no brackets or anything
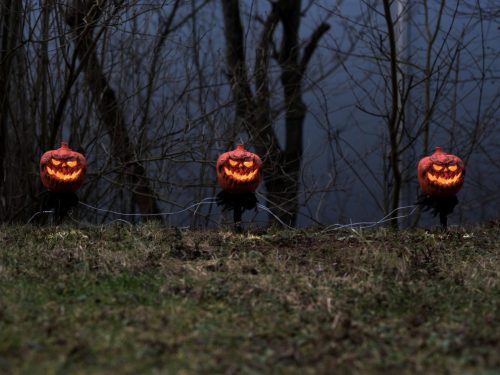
217,190,257,233
439,210,448,230
43,191,78,224
417,194,458,230
233,204,243,233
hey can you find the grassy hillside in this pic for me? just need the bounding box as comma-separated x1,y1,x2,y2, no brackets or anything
1,222,499,374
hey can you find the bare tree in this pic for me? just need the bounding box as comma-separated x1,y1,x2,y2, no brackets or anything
64,1,161,217
0,0,497,227
0,0,39,221
221,0,330,226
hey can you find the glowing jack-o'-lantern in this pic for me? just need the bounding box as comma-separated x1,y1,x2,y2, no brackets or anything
417,147,465,197
216,144,262,193
40,142,87,193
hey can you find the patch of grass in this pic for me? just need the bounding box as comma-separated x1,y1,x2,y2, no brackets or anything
0,221,499,374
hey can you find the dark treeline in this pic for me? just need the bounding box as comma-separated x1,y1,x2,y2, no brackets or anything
0,1,498,227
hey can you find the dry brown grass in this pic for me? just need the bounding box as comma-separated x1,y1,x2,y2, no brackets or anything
0,221,499,374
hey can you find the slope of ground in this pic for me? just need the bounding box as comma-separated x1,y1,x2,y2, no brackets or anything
1,222,499,374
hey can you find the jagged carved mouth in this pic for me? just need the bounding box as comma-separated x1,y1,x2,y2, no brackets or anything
223,167,258,183
46,166,83,182
426,171,462,186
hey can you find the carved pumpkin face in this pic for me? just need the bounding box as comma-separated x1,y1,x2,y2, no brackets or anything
417,147,465,197
216,144,262,193
40,142,87,193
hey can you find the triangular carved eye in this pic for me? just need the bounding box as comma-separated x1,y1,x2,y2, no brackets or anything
243,160,254,168
51,159,61,166
448,165,457,172
432,164,443,171
229,159,239,167
67,160,77,167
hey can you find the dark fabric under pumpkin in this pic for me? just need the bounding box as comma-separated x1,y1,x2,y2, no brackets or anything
417,194,459,229
40,191,79,224
216,191,258,232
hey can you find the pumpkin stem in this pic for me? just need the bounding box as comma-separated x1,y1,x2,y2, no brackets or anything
235,143,245,151
60,141,69,149
434,146,444,153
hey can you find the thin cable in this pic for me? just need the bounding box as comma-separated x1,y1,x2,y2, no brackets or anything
256,203,295,230
255,191,323,226
257,200,417,232
26,210,54,224
33,198,417,232
322,206,417,232
321,205,418,232
78,197,218,217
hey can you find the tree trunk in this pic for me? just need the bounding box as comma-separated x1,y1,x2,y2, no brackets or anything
221,0,329,226
0,0,17,218
65,1,161,218
0,0,32,221
382,0,402,229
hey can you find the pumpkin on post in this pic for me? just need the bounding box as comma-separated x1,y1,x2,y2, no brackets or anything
39,142,86,223
417,147,465,229
216,144,262,232
417,147,464,197
40,142,87,193
216,143,262,193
